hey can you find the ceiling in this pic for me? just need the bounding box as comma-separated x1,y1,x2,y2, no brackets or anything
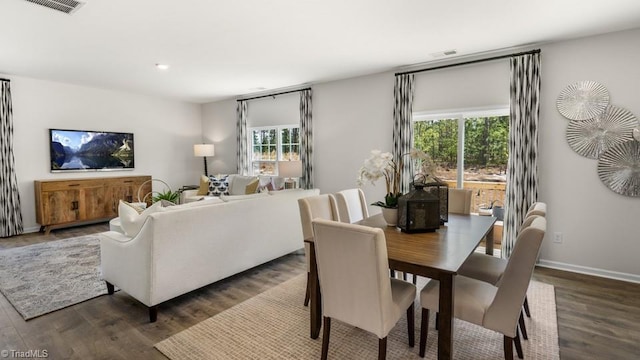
1,0,640,103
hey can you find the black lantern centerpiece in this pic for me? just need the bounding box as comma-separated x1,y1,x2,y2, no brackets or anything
397,180,448,233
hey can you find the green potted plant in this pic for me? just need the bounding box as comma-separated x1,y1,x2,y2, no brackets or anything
152,189,180,204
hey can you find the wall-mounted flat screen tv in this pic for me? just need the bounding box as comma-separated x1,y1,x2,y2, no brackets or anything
49,129,135,172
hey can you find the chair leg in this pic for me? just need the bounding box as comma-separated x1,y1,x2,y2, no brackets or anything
378,336,387,360
407,302,415,347
523,296,531,318
304,272,310,307
390,269,396,278
402,272,407,281
412,274,417,285
514,330,524,359
419,308,429,358
503,336,514,360
519,311,528,340
435,312,439,331
321,317,331,360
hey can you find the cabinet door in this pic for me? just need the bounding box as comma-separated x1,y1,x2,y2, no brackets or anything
81,186,113,219
40,190,80,225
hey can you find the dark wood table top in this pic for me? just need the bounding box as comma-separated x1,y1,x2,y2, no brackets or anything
357,213,496,275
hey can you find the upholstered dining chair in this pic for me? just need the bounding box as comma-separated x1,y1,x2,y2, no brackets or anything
448,188,473,214
419,217,546,359
312,219,416,360
457,214,545,338
335,188,370,224
525,202,547,217
298,194,340,307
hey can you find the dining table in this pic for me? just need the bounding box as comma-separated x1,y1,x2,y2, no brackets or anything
305,213,496,360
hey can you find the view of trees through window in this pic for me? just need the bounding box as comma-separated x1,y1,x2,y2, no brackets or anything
250,126,300,175
414,113,509,212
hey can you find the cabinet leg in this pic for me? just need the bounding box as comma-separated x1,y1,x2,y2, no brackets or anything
105,281,115,295
44,226,52,236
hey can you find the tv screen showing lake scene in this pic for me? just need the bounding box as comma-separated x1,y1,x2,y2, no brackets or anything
49,129,134,172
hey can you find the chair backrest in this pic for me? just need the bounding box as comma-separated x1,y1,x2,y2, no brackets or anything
312,218,393,338
525,201,546,218
448,188,473,214
335,188,370,224
484,217,546,337
298,194,339,241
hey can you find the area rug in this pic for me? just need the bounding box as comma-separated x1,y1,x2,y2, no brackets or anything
155,274,559,359
0,235,109,320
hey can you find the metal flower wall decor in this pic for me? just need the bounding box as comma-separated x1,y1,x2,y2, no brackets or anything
557,80,640,197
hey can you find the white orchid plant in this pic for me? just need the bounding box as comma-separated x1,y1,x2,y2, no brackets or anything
357,148,436,208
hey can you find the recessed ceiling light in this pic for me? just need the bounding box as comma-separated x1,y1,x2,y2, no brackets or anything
155,63,170,70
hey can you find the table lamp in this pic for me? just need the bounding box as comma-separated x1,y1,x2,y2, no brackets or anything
278,160,302,189
194,144,215,176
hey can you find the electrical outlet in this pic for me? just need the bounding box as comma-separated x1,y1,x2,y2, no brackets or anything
553,232,563,244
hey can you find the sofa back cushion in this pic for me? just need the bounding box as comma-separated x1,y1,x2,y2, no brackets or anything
228,175,259,195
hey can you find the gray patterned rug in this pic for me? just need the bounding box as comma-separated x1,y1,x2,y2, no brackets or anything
156,274,559,359
0,235,109,320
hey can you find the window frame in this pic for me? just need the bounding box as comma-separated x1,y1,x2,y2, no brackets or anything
248,124,300,176
413,106,509,188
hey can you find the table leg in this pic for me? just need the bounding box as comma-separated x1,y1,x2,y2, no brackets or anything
485,226,494,256
309,242,322,339
438,273,454,360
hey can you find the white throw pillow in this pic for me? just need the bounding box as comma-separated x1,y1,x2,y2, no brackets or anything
118,200,164,237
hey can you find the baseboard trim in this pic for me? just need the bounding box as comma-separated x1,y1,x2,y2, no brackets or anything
537,259,640,284
23,226,41,234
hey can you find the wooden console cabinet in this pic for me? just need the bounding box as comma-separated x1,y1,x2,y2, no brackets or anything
34,175,151,234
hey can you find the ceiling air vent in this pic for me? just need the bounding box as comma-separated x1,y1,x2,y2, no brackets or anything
430,49,458,59
22,0,86,15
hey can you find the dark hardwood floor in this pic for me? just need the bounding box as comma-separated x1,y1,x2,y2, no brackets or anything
1,223,639,359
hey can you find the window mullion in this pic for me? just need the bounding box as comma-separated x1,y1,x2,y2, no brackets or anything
457,115,465,188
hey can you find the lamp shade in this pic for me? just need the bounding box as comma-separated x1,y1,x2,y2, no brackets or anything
194,144,215,157
278,160,302,178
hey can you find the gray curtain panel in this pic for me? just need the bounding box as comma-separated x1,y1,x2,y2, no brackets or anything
236,100,249,175
503,53,541,257
299,89,313,189
0,80,23,237
393,74,415,194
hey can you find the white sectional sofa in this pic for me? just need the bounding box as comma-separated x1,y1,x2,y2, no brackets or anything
99,188,319,322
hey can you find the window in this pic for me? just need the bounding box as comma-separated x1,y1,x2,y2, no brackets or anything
250,125,300,175
413,108,509,212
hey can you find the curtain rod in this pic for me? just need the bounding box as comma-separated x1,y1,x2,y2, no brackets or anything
395,49,541,76
0,78,10,82
238,87,311,102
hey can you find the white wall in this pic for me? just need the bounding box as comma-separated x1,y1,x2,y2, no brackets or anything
536,28,640,280
413,59,510,112
202,99,237,174
5,75,202,232
202,28,640,280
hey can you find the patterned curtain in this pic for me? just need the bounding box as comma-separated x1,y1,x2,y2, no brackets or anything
299,89,313,189
393,74,415,194
0,80,23,237
236,100,249,175
503,53,541,257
